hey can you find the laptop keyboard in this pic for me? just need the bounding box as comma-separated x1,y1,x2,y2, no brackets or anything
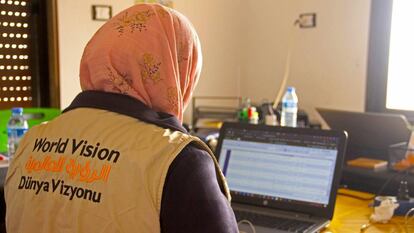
235,209,315,233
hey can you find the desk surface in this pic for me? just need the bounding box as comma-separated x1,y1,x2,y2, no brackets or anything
324,189,414,233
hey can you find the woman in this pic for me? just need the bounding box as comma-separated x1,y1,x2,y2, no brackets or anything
5,3,238,233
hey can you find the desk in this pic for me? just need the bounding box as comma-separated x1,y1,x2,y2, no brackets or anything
324,189,414,233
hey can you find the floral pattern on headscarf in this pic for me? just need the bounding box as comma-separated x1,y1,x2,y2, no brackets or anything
115,10,156,35
106,66,132,94
140,53,162,84
80,3,202,122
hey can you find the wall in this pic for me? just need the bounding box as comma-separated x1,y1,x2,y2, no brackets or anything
241,0,371,123
173,0,242,122
57,0,371,125
57,0,134,108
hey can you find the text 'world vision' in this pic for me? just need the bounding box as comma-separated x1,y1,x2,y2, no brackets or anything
32,137,121,163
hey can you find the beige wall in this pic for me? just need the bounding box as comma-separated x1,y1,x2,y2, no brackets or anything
57,0,134,108
241,0,371,122
57,0,371,125
174,0,243,122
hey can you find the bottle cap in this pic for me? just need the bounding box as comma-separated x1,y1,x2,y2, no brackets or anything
249,112,259,124
239,108,248,121
287,86,295,92
11,107,23,115
248,107,256,118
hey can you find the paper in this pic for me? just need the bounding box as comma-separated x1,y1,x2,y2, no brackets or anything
370,198,399,223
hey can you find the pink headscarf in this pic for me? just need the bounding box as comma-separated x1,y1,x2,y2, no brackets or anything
80,3,202,122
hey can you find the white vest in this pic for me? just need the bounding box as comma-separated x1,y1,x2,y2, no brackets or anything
5,108,230,233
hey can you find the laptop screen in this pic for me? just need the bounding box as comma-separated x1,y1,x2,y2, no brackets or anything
216,123,346,217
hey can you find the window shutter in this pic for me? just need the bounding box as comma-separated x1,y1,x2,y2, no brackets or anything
0,0,32,109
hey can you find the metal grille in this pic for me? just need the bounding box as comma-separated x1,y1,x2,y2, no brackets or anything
0,0,32,109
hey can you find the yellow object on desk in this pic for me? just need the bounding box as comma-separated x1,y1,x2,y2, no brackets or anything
196,119,223,129
323,189,414,233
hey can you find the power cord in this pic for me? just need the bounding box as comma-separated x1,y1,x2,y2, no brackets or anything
238,220,256,233
405,207,414,231
375,171,402,197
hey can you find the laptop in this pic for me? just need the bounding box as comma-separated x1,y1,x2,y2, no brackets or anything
215,122,347,233
316,108,412,161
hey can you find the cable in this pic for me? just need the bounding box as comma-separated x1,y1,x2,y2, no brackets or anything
375,171,402,197
404,208,414,233
360,223,371,232
405,207,414,228
272,19,300,109
237,220,256,233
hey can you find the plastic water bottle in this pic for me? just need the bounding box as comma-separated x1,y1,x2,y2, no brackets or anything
280,87,298,127
7,107,28,159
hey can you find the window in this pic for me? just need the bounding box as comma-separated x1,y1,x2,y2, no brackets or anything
386,1,414,111
366,0,414,121
0,0,33,109
0,0,58,110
